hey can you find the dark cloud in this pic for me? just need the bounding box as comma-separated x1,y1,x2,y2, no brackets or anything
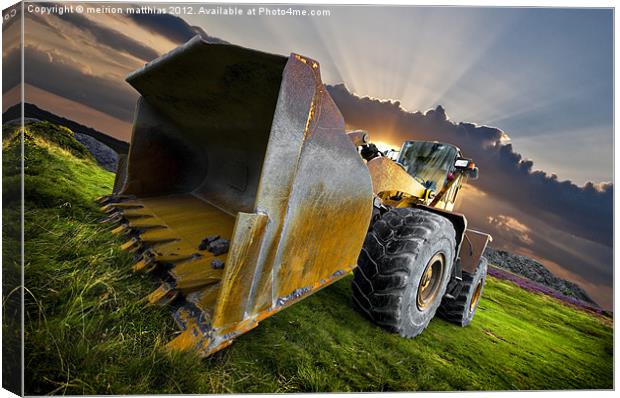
8,46,138,121
8,11,230,122
124,12,228,44
52,12,160,61
2,33,21,94
2,52,20,94
460,188,612,308
327,83,613,248
25,12,72,41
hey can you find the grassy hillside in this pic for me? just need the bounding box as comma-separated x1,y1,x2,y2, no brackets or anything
4,122,613,394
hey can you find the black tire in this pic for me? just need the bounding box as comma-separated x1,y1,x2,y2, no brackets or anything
438,257,488,327
352,207,456,338
368,206,382,231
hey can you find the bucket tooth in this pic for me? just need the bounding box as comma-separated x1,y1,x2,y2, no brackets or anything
95,194,116,205
148,282,178,306
132,248,195,273
96,194,136,206
100,203,115,213
111,224,130,235
132,248,158,272
100,212,124,225
133,254,158,273
120,237,142,252
102,207,122,217
101,202,144,214
122,208,154,219
139,228,181,246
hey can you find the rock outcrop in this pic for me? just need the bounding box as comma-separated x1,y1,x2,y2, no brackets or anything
73,132,118,172
484,247,596,305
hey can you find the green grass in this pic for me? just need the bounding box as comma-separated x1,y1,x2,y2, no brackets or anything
4,122,613,394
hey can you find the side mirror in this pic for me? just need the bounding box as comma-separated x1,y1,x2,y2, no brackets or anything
454,159,469,168
455,158,479,180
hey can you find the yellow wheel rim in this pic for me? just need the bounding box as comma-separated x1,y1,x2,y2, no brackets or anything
470,280,483,312
416,253,445,311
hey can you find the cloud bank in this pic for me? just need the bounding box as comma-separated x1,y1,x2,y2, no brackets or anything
53,12,160,61
124,12,228,44
6,46,138,122
7,9,230,126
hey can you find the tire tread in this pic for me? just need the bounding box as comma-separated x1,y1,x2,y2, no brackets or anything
353,207,456,337
438,257,488,326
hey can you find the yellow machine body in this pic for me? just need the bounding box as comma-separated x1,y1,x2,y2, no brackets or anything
101,36,373,356
365,149,491,275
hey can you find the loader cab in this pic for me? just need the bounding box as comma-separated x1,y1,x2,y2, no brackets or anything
397,141,460,191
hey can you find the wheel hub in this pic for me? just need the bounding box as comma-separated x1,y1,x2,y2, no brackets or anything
470,280,483,312
416,253,445,311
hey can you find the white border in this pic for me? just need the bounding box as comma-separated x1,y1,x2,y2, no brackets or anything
0,1,616,397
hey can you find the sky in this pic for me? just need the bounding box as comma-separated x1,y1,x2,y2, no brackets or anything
185,6,613,185
1,2,614,308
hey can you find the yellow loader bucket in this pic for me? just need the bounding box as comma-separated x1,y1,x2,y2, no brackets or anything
98,36,373,356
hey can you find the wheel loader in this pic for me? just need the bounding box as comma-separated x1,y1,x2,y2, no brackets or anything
98,36,492,357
